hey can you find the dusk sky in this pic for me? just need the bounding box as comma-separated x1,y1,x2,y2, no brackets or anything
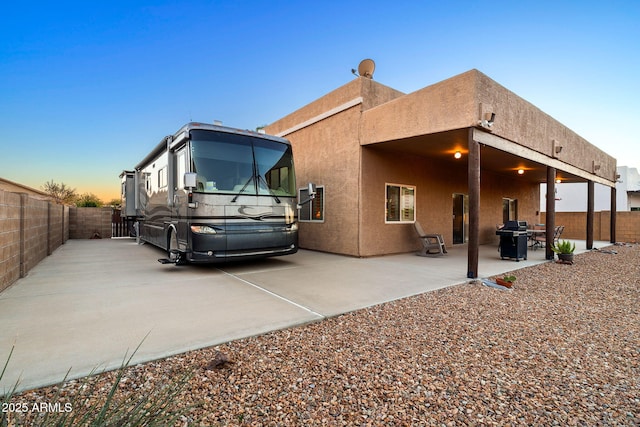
1,1,638,202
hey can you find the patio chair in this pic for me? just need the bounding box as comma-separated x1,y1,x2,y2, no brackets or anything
530,224,546,251
530,225,564,250
553,225,565,244
414,221,447,257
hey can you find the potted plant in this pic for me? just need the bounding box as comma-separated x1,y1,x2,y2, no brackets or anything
495,275,516,288
551,239,576,263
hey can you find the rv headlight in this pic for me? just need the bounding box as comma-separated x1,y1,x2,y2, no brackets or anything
190,225,217,234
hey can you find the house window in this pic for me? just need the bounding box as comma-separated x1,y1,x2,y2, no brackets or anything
299,186,324,222
503,198,518,222
158,167,167,189
144,173,151,192
386,184,415,223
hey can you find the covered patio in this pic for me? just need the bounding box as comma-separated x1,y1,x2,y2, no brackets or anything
266,68,618,278
362,127,618,277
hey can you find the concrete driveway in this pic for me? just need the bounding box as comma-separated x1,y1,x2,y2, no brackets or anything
0,237,603,394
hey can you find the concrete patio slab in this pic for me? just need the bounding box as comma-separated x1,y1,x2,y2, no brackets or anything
0,237,610,394
0,240,320,394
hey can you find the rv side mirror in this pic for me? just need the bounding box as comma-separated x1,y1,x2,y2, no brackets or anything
297,182,317,209
184,172,197,189
308,182,317,197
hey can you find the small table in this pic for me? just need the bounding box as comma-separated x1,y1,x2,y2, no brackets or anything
527,229,546,249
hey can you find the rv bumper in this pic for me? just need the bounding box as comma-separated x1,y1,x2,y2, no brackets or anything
188,227,298,263
188,244,298,263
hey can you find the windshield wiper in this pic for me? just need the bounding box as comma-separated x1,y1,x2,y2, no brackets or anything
231,176,255,202
258,174,281,204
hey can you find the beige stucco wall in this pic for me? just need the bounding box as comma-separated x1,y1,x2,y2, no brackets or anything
359,147,541,256
473,72,616,182
361,71,479,144
361,69,617,183
289,107,362,255
0,178,51,200
267,78,404,137
266,70,614,257
266,78,405,256
359,147,464,255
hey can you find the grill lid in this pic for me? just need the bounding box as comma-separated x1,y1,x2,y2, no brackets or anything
503,220,527,231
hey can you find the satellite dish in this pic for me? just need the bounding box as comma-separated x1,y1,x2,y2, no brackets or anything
357,59,375,79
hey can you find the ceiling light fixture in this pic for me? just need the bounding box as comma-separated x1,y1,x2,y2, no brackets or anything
454,151,462,159
517,169,525,175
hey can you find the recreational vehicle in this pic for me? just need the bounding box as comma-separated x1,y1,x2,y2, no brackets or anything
121,122,310,264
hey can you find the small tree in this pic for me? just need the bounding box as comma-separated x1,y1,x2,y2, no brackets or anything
42,180,77,204
76,193,104,207
106,198,122,207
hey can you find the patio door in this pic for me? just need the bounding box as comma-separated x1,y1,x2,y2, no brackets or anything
502,198,518,222
452,193,469,244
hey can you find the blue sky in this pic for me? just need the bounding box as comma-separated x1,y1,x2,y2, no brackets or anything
1,0,638,201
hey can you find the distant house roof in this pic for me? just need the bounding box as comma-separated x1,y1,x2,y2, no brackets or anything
0,177,53,200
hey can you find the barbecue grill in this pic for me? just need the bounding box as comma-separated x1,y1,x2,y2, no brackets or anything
496,220,528,261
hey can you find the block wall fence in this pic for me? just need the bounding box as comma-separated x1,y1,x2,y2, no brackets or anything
541,211,640,243
0,189,113,292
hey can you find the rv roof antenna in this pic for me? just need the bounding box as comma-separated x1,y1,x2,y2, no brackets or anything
357,59,375,79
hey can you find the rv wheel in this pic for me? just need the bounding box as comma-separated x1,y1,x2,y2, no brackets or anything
168,229,186,265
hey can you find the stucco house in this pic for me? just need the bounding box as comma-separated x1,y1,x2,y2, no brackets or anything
0,177,52,201
265,69,617,277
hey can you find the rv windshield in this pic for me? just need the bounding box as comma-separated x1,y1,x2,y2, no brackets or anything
190,130,296,197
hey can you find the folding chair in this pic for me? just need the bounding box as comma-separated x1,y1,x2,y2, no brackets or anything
414,221,447,257
553,225,565,245
530,224,546,251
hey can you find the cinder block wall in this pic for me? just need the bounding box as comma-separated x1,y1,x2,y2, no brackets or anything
68,207,113,239
0,191,22,291
48,203,66,255
1,192,118,292
602,211,640,243
541,211,640,243
0,189,70,292
23,196,49,273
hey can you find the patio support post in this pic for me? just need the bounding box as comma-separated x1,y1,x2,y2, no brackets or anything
545,166,556,260
467,130,480,278
610,186,617,243
587,180,594,249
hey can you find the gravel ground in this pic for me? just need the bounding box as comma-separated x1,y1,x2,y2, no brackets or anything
6,244,640,426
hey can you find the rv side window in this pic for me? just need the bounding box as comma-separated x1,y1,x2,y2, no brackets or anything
158,167,167,189
176,150,187,190
254,140,296,197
